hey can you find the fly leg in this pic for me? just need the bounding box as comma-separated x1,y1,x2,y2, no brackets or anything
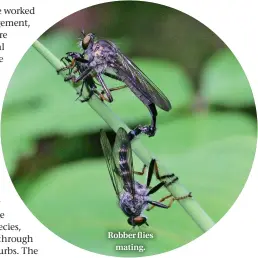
58,51,88,74
76,81,85,100
96,74,113,102
77,84,109,103
146,192,192,211
78,77,111,103
74,67,93,83
147,194,173,211
146,159,177,188
64,74,78,83
60,56,71,67
134,164,147,176
76,82,95,103
152,159,179,185
79,89,94,102
66,52,89,64
58,56,81,83
103,72,121,81
146,181,172,209
100,85,127,95
64,67,93,84
145,159,192,210
57,57,76,74
92,88,113,103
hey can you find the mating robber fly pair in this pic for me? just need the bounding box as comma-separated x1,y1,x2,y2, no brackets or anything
58,32,191,227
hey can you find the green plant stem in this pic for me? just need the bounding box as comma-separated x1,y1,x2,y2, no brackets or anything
33,40,215,232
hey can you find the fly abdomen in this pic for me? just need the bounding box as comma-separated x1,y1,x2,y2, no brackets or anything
119,143,131,179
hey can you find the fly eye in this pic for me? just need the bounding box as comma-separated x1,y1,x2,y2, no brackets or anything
82,35,91,50
131,216,147,226
134,216,145,224
127,217,133,226
127,216,147,227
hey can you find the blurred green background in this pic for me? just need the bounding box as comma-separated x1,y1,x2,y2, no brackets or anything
1,1,257,257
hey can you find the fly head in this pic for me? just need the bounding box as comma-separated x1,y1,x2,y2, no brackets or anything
127,216,149,227
81,32,95,50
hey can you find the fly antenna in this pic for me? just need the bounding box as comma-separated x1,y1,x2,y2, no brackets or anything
81,29,86,37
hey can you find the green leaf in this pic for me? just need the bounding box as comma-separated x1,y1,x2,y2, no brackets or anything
4,31,77,108
142,111,257,155
157,136,256,222
200,49,254,107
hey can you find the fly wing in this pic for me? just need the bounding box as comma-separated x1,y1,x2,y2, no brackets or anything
104,40,172,111
123,54,172,111
112,127,135,198
100,130,124,199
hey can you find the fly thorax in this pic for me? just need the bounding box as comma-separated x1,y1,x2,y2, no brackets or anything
90,60,107,73
120,192,136,216
134,182,148,196
119,192,144,217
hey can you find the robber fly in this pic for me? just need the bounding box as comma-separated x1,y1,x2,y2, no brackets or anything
58,32,172,138
100,127,191,227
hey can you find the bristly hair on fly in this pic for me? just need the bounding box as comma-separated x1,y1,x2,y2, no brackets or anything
77,32,84,51
77,38,83,51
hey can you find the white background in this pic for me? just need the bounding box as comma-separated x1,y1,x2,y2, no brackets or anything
0,0,257,257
